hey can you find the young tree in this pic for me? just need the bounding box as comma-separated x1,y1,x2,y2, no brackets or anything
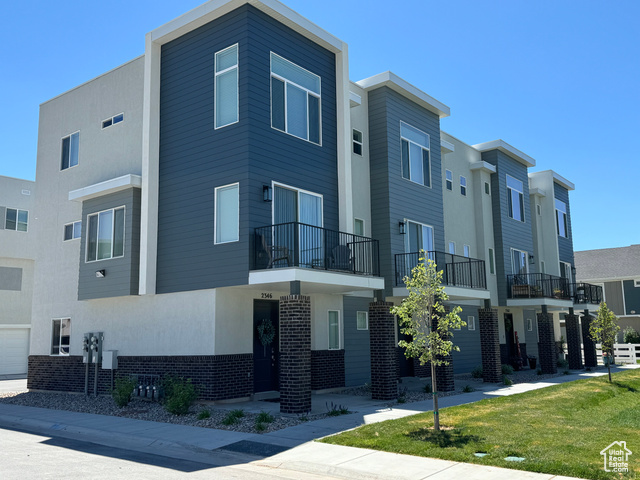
391,252,464,430
589,302,620,382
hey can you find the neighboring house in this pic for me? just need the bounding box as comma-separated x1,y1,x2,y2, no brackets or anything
575,244,640,340
26,0,591,407
0,175,36,375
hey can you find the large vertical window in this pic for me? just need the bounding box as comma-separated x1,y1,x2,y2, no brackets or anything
560,261,572,283
406,220,434,256
215,183,239,244
460,176,467,196
270,53,321,144
51,318,71,355
215,44,239,129
488,248,495,274
400,122,430,187
86,207,125,262
555,199,568,238
507,175,524,222
511,248,528,275
328,310,340,349
5,208,28,232
61,132,79,170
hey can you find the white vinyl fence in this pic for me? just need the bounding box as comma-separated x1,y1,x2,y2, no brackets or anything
595,344,640,365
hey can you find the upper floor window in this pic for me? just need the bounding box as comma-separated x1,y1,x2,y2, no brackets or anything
5,208,28,232
555,199,568,238
352,129,363,155
64,221,82,241
484,181,490,195
215,183,239,244
506,175,524,222
464,245,470,257
86,207,125,262
448,241,455,254
270,53,321,144
61,132,79,170
445,170,453,191
215,44,239,129
102,113,124,129
511,248,528,275
354,218,364,236
400,122,430,187
460,176,467,196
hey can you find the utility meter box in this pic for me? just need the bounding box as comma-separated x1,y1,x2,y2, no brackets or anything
102,350,118,370
82,333,92,364
90,332,104,364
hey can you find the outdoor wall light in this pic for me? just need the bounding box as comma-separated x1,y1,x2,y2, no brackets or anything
399,221,406,234
263,185,272,202
529,254,535,265
96,270,106,278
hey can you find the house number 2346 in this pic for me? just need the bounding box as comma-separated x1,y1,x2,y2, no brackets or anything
261,293,273,299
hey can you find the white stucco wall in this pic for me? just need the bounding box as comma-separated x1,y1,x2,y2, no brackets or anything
349,83,372,237
529,171,561,276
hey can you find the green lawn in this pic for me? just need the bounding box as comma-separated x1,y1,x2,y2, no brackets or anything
322,370,640,479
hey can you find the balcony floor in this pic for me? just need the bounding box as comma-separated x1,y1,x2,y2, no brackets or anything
392,285,491,301
507,297,574,309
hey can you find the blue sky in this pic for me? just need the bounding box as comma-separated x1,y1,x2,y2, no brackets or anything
1,0,638,251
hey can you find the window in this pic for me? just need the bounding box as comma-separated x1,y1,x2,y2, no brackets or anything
484,181,490,195
215,183,239,244
488,248,495,274
506,175,524,222
463,245,470,257
64,221,82,241
86,207,125,262
328,310,340,349
541,260,546,273
511,248,528,275
102,113,124,129
445,170,453,191
215,44,239,129
537,203,541,216
555,199,568,238
460,176,467,196
61,132,79,170
352,129,363,156
449,241,455,255
400,122,430,187
354,218,364,236
560,261,572,284
635,280,640,288
5,208,28,232
405,220,434,255
357,311,368,330
51,318,70,355
527,318,533,331
468,316,476,331
270,52,321,144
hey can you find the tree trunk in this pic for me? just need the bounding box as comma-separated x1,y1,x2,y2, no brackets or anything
431,361,439,430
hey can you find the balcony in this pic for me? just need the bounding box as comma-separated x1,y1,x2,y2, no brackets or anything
395,251,487,290
571,282,603,306
507,273,572,300
254,222,380,277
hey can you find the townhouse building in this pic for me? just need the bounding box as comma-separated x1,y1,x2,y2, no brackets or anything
25,0,597,409
0,176,36,375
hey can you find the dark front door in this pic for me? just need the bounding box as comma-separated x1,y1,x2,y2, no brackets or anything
253,300,279,393
504,313,515,359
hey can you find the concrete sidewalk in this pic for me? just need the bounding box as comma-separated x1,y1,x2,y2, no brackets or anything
2,366,634,479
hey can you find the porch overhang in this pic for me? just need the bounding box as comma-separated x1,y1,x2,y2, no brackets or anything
392,285,491,301
575,303,600,312
249,268,384,295
506,298,574,309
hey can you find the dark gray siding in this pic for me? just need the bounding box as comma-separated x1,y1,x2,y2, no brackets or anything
156,5,337,294
78,188,141,300
623,280,640,316
0,267,22,291
368,87,444,296
451,305,481,374
523,309,539,358
604,281,624,315
343,296,372,386
483,150,535,305
554,183,574,265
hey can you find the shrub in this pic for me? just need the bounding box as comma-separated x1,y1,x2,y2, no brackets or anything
255,422,267,433
537,368,543,375
112,376,137,408
623,326,640,344
397,386,408,403
563,369,570,375
501,364,514,375
424,383,432,394
256,411,274,423
161,375,198,415
222,412,240,425
197,410,211,420
471,365,483,379
557,358,569,369
326,402,350,416
462,385,474,393
503,375,513,386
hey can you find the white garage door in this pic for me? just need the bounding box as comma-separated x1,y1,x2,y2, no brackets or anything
0,328,30,375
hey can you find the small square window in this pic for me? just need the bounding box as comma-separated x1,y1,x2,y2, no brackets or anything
468,316,476,331
460,176,467,196
449,241,455,255
64,221,82,241
102,113,124,129
445,170,453,191
357,311,368,330
353,129,363,156
635,280,640,288
354,218,364,236
463,245,470,258
484,182,490,195
51,318,71,355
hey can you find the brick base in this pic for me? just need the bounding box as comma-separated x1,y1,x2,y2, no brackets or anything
27,354,253,400
479,308,501,382
581,314,598,368
369,301,397,400
435,355,454,392
311,350,345,390
565,314,582,369
537,312,557,374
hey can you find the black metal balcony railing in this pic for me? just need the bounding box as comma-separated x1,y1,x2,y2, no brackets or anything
507,273,572,300
395,251,487,289
254,222,380,276
571,282,603,305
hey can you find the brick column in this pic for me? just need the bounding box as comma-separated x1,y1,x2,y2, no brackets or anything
565,314,582,370
537,312,557,374
581,314,598,368
279,295,311,414
479,308,502,382
433,309,454,392
369,301,397,400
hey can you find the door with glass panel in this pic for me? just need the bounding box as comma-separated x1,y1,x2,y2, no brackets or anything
405,221,434,276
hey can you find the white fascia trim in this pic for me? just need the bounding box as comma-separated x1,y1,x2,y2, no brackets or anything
528,170,575,191
441,139,455,154
393,286,491,300
529,187,546,197
0,325,31,329
349,91,362,107
575,303,601,311
473,140,536,168
150,0,344,53
355,71,450,118
469,161,496,174
506,298,574,308
69,174,142,202
249,268,385,290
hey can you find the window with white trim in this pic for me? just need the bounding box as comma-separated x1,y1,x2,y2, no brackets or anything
463,245,470,257
215,44,239,129
468,316,476,331
215,183,239,244
51,318,70,355
449,241,455,255
511,248,528,275
328,310,340,349
445,170,452,191
555,198,568,238
401,122,431,187
536,203,541,215
5,208,28,232
61,132,79,170
635,280,640,288
488,248,495,274
86,207,125,262
270,52,321,144
102,113,124,129
507,175,524,222
356,311,368,330
484,181,490,195
352,129,363,156
460,176,467,196
64,221,82,241
354,218,364,236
